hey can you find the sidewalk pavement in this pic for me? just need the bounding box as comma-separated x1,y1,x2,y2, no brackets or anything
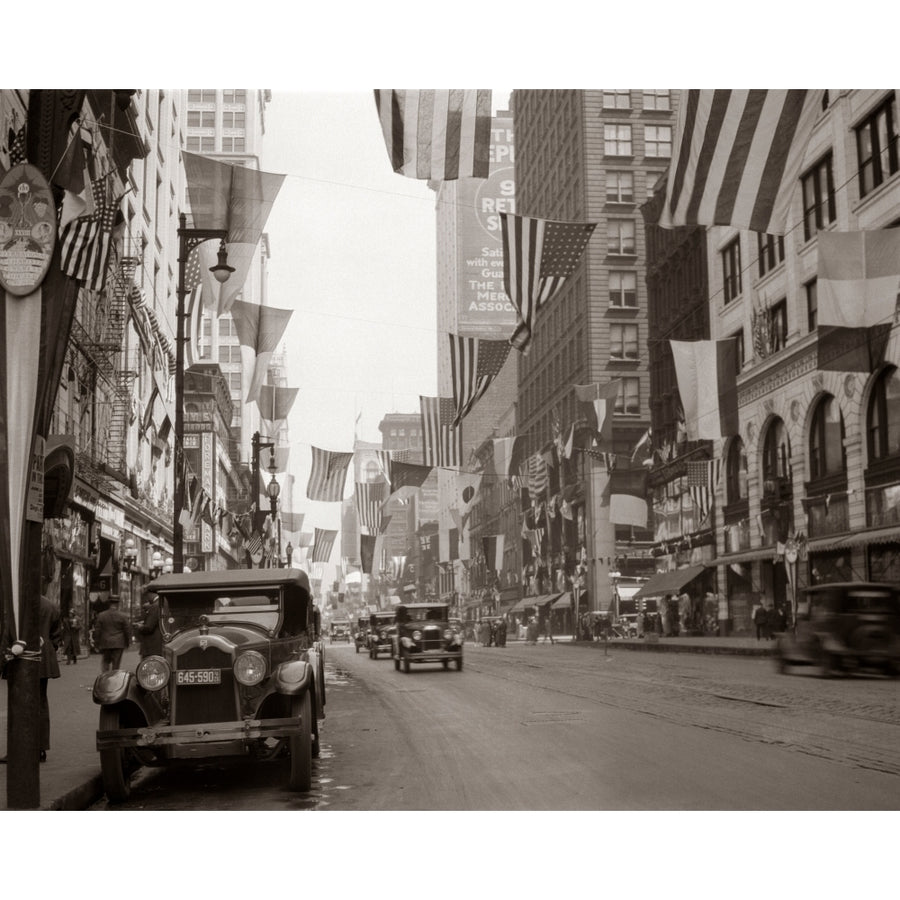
1,635,773,811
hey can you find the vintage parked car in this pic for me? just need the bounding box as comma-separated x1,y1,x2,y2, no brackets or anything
774,581,900,678
330,620,351,643
92,568,326,802
368,611,396,659
354,616,369,653
391,602,463,672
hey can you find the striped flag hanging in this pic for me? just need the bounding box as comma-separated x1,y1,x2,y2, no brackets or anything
420,396,462,468
448,333,512,426
374,89,492,181
527,453,549,498
659,89,819,235
574,380,622,450
59,177,118,292
311,528,338,564
307,446,353,502
687,458,722,525
501,213,596,353
183,245,204,369
355,480,386,533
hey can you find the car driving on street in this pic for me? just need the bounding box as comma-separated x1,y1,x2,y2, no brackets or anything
368,610,396,659
391,601,463,672
774,581,900,677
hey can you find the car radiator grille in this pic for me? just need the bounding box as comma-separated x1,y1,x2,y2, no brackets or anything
420,626,443,651
172,646,236,726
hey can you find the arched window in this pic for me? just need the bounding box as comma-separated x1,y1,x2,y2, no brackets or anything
868,366,900,461
762,418,791,493
809,395,846,479
726,437,748,503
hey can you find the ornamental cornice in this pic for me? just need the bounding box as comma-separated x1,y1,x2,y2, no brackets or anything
738,338,817,407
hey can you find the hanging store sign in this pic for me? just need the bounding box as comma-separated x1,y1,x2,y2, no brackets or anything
0,163,57,295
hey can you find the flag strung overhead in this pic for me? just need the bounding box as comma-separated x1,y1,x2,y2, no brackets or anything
388,459,433,494
491,435,522,480
183,245,205,368
374,89,492,181
311,527,338,564
59,177,119,292
574,380,621,449
608,457,649,528
230,300,294,403
500,213,596,353
448,333,512,426
355,480,386,533
420,396,462,468
307,446,353,502
659,89,819,235
182,151,285,246
815,230,900,372
257,384,299,426
670,339,739,441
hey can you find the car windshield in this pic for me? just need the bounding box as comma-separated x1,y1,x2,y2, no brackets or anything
161,591,280,636
397,606,448,623
842,590,900,614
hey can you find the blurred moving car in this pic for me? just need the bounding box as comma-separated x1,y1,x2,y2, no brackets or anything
92,569,326,802
367,610,396,659
330,619,351,643
774,581,900,678
391,602,463,672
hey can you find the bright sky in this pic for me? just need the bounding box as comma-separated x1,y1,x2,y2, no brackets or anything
260,90,510,551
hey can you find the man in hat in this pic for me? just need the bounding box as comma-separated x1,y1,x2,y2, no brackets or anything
92,595,132,672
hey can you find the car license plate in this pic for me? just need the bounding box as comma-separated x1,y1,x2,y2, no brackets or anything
176,668,222,685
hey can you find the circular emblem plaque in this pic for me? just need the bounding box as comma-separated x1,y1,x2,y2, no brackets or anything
0,163,57,296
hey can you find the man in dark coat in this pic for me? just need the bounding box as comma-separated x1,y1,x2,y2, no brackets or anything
137,590,163,658
38,596,62,761
92,595,132,672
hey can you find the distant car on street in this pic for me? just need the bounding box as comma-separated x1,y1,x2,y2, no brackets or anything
391,602,463,672
330,619,351,643
774,581,900,678
92,568,325,803
354,616,369,653
367,611,396,659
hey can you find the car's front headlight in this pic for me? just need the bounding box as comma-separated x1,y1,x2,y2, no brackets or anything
443,629,453,640
136,655,170,691
234,650,267,686
411,630,422,641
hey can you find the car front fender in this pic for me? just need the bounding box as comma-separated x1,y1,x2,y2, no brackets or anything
274,658,312,696
92,669,133,705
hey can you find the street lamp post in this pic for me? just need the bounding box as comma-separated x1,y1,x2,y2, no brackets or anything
784,537,800,635
173,213,233,574
267,454,281,567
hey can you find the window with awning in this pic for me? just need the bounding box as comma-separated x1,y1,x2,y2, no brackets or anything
631,565,706,600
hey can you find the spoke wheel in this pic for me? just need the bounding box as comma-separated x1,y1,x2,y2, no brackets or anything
288,692,312,792
99,706,133,803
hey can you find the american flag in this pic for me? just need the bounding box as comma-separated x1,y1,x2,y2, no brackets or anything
501,213,596,353
244,532,264,564
183,245,204,369
420,396,462,468
8,124,26,165
355,480,386,533
527,452,549,498
59,178,118,292
687,458,722,525
307,446,353,502
311,528,338,564
660,90,818,235
448,334,512,426
374,89,492,181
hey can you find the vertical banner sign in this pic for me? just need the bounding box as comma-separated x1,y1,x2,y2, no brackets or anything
201,431,214,554
0,163,55,641
26,436,45,523
455,115,516,337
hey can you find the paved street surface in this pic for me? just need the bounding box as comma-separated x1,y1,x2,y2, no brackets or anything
75,638,900,812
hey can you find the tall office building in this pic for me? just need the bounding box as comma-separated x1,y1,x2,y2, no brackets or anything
509,89,678,612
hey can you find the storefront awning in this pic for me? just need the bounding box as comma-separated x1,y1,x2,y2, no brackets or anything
632,565,706,600
509,593,562,612
808,525,900,552
552,592,572,608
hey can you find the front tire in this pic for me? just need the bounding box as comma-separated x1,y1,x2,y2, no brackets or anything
403,653,410,674
394,655,400,671
99,706,133,803
455,657,463,671
289,692,312,791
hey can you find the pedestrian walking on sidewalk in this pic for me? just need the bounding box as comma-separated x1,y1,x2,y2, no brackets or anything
92,595,132,672
137,589,163,658
38,595,62,763
63,607,82,664
753,603,768,641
